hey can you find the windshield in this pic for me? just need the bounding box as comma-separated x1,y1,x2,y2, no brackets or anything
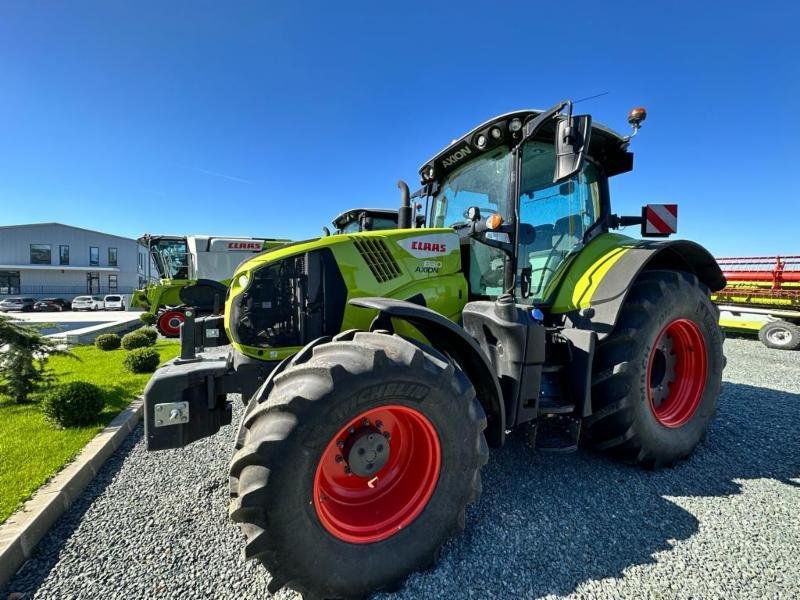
430,147,512,297
150,238,189,280
430,146,512,228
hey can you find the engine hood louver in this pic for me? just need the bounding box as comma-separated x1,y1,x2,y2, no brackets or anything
353,238,402,283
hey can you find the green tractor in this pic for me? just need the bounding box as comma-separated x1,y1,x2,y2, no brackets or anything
144,100,725,599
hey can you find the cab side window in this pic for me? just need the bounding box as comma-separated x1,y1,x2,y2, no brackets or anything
518,142,601,302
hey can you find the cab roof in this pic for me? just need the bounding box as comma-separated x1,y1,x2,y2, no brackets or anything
331,208,399,229
419,109,633,182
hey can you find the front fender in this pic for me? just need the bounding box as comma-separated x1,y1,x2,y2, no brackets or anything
350,297,506,447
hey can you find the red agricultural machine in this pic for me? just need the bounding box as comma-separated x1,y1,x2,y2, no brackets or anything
713,255,800,349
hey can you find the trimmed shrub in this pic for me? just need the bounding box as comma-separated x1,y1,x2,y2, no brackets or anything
139,312,157,326
138,327,159,345
124,348,161,373
95,333,121,351
121,330,153,351
42,381,104,427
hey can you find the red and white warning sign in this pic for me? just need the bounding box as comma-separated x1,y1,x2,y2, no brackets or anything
643,204,678,236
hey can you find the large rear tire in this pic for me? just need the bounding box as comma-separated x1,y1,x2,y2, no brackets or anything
229,331,488,599
585,270,724,468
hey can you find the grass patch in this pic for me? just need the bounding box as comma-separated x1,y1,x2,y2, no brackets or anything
0,340,179,523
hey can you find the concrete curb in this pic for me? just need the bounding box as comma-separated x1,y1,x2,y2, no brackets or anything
0,398,143,587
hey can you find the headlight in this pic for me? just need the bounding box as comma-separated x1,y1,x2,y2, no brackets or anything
490,126,502,140
238,274,249,288
509,118,522,132
475,134,487,149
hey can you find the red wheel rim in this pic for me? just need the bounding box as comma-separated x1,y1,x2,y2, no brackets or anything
158,310,184,337
313,405,441,544
647,318,708,428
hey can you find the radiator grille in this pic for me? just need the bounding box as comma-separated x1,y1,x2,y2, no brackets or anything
353,238,402,283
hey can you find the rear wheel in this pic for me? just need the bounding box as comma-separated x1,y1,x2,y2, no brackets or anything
229,331,488,599
156,309,185,337
758,320,800,350
585,270,724,467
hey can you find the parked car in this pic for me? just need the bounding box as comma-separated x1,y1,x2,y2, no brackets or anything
71,295,105,311
33,298,71,312
103,294,125,311
0,297,37,312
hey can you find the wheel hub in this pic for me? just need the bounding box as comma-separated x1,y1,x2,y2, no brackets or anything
649,333,677,408
344,426,391,477
313,405,441,544
647,318,708,428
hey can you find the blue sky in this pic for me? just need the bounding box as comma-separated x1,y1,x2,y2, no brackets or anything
0,1,797,256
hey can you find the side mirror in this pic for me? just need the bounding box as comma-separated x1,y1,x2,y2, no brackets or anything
553,115,592,183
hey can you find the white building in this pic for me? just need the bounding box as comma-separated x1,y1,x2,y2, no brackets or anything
0,223,149,300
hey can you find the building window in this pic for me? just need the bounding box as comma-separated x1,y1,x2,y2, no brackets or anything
90,246,99,266
138,252,144,271
108,247,118,267
30,244,52,265
0,271,21,295
108,274,118,292
87,272,100,294
59,245,70,265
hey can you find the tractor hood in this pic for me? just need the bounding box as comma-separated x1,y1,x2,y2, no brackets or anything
224,229,467,361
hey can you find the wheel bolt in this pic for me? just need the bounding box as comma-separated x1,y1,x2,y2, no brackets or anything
383,431,391,440
375,420,383,429
336,440,345,449
335,455,344,463
344,466,352,475
348,427,355,435
362,418,370,426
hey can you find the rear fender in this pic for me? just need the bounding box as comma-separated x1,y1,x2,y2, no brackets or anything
561,239,725,339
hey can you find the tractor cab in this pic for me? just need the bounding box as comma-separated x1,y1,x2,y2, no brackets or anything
420,104,635,303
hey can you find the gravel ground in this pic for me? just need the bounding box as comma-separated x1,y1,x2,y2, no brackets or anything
3,337,799,599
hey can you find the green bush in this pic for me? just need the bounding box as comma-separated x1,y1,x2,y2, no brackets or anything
138,327,159,345
139,312,157,326
94,333,121,351
123,348,161,373
121,330,153,351
42,381,104,427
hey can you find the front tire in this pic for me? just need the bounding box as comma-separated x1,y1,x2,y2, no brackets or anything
229,332,488,599
585,270,724,468
156,309,185,338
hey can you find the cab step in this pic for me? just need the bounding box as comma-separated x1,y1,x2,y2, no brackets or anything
538,397,575,415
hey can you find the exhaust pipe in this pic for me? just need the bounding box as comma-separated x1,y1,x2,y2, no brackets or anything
397,180,412,229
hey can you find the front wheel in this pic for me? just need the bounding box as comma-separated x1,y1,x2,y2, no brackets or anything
585,270,724,468
156,309,185,338
229,332,488,599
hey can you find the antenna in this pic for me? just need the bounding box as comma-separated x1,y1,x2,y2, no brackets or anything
573,91,610,105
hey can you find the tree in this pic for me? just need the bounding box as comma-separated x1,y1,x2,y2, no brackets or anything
0,315,71,403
